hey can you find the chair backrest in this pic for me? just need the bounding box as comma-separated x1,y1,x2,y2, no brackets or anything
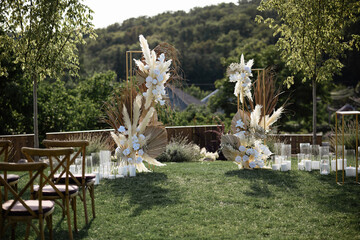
43,140,89,185
0,140,11,162
21,147,74,199
0,162,48,218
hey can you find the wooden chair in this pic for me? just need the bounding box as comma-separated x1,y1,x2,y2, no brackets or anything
0,140,19,192
0,162,54,240
43,139,96,224
21,147,78,240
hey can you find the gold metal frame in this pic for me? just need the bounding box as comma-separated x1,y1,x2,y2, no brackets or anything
335,110,359,184
237,68,266,131
125,50,142,121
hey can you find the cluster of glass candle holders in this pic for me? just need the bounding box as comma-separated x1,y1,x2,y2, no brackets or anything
271,142,359,177
57,150,138,185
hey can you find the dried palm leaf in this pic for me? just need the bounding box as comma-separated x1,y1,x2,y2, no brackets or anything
143,126,167,158
231,110,250,134
221,145,239,162
221,134,241,149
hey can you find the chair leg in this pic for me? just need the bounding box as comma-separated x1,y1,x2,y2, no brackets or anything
72,196,78,233
25,221,31,240
89,185,96,218
46,214,53,240
39,214,45,240
11,222,16,240
65,196,73,240
82,186,89,224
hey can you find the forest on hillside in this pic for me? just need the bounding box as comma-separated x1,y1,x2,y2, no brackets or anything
1,0,359,137
79,0,279,88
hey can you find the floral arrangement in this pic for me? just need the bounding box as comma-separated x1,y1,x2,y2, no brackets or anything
227,54,254,103
222,55,284,169
134,35,172,109
111,95,167,172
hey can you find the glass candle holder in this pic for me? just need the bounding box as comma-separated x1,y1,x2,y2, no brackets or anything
297,153,305,170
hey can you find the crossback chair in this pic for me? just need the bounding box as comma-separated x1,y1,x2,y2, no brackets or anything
21,147,78,240
43,139,96,225
0,140,19,192
0,162,54,240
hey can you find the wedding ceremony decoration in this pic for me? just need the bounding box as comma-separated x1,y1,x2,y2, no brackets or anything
227,54,254,105
134,35,172,109
111,95,167,174
222,55,284,169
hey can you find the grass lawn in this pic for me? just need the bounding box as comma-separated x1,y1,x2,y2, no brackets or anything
5,160,360,239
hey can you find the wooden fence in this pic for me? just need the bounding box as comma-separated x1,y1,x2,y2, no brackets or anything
1,126,323,162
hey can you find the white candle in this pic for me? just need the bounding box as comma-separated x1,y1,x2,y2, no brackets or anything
95,172,100,185
337,159,347,170
331,160,336,171
312,161,320,170
286,160,291,170
281,163,289,172
298,163,305,170
345,167,356,177
304,160,312,171
320,163,330,175
272,164,280,171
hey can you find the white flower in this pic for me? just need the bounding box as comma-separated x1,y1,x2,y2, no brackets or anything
246,148,254,155
132,135,139,142
234,131,246,139
243,155,249,162
139,134,145,140
249,161,256,168
133,143,140,151
146,76,153,83
138,149,144,156
123,148,131,156
236,119,245,129
118,126,126,133
154,69,160,76
157,74,164,82
136,156,143,163
239,145,246,152
146,82,152,88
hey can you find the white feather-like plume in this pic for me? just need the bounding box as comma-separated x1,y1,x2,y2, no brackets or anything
250,105,262,128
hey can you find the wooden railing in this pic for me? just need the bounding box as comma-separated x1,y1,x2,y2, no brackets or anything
1,127,323,162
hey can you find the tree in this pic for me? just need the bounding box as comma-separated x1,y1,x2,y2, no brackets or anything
257,0,360,143
0,0,96,147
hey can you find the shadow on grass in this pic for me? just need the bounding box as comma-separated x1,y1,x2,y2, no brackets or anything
104,172,179,217
225,169,300,190
311,172,360,219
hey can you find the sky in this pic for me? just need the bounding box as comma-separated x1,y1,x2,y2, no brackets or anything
85,0,239,29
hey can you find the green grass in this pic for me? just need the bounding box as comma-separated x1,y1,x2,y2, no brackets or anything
4,160,360,239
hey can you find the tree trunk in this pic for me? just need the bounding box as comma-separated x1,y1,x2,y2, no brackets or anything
33,74,39,148
312,78,317,145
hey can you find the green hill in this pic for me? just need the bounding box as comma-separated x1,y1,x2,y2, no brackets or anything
79,0,277,89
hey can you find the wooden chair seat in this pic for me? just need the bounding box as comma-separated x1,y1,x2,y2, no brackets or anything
0,174,19,184
33,185,79,197
53,174,96,184
2,200,54,217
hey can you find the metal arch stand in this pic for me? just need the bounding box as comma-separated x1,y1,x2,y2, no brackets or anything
335,111,360,185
